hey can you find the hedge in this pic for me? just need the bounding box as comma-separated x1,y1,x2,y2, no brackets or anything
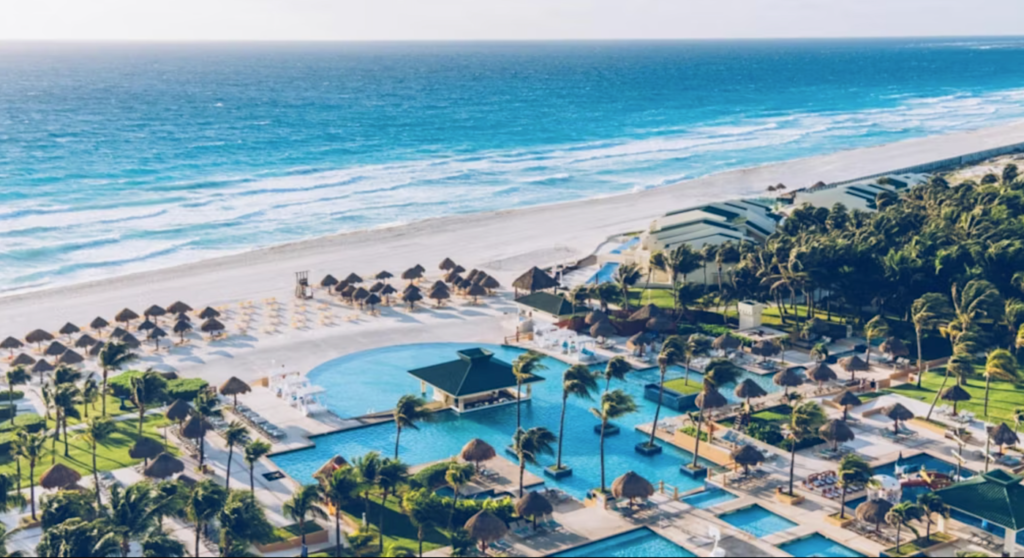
0,391,23,402
109,371,208,403
0,405,16,421
410,462,452,490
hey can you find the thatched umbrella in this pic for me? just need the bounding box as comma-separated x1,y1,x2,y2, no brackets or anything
166,301,193,315
461,439,496,470
412,264,426,274
173,319,193,343
403,283,421,295
89,317,110,334
772,367,803,395
121,333,141,349
340,285,356,299
165,397,190,422
375,270,394,282
838,355,869,381
512,266,559,295
144,305,167,322
731,444,766,474
148,327,167,349
181,416,210,465
175,312,192,323
11,353,35,367
25,329,54,350
0,336,23,358
452,265,466,275
381,284,398,304
137,319,156,332
44,341,68,358
31,359,53,381
88,343,104,357
696,386,729,415
430,280,448,292
806,363,838,386
364,293,382,310
40,463,81,491
713,334,741,351
466,283,487,304
58,323,80,339
115,308,140,329
401,267,424,284
880,337,910,361
200,318,225,337
940,384,971,415
314,455,349,482
74,334,97,349
129,437,165,466
428,286,451,307
466,269,480,283
402,290,423,310
626,332,650,356
464,510,508,553
143,453,185,480
834,391,863,421
458,278,475,292
585,310,607,326
199,307,221,320
479,275,501,290
645,315,674,333
819,419,855,451
344,273,363,285
369,281,385,293
629,303,662,322
856,499,893,532
590,320,617,340
352,287,370,305
220,377,252,407
611,471,655,506
58,350,84,366
883,403,914,435
320,274,339,289
515,491,553,530
439,257,457,271
333,281,349,295
734,378,768,412
751,339,780,362
991,422,1020,454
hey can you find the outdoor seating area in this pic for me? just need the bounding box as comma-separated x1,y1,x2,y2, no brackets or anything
801,471,860,499
232,403,286,440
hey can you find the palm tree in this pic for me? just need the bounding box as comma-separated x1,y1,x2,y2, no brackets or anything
911,293,952,388
614,263,642,313
19,431,44,520
786,401,827,497
927,351,974,420
601,356,631,394
917,492,949,544
141,529,187,557
323,467,361,558
283,484,328,549
393,395,427,460
810,342,829,363
97,341,138,417
590,390,637,492
662,245,702,309
82,374,100,420
130,371,167,437
243,439,271,495
222,421,248,490
9,430,24,495
52,382,82,458
864,315,888,367
646,339,681,449
512,427,556,497
104,482,157,558
191,391,218,469
680,333,710,386
402,489,446,558
375,458,409,552
984,349,1019,418
555,364,597,471
354,451,382,521
4,366,28,426
444,461,474,530
837,454,871,519
714,242,739,294
886,501,923,551
0,523,23,558
511,351,546,433
185,479,228,558
699,244,717,291
77,417,116,509
219,489,275,555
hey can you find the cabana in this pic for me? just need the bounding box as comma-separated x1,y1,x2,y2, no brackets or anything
408,348,544,413
937,470,1024,556
514,292,585,322
512,266,559,296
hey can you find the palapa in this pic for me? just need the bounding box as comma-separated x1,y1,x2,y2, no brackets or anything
879,337,910,358
940,384,971,414
806,363,838,385
834,390,863,421
314,455,349,481
645,314,674,333
511,266,559,294
430,280,448,292
772,367,803,394
990,422,1020,451
165,399,191,423
412,264,425,274
353,287,370,301
369,281,385,293
466,269,480,282
111,326,129,339
856,499,893,531
11,353,35,367
590,320,617,339
695,386,728,411
466,283,488,303
40,463,81,490
87,343,104,357
819,418,855,450
121,333,141,349
0,336,22,357
515,491,553,529
74,334,97,349
375,270,393,281
364,293,382,308
199,307,221,320
334,281,349,294
734,378,767,406
626,332,650,354
144,305,166,319
25,329,54,347
883,403,915,435
464,510,508,551
611,471,655,505
838,355,869,381
175,312,192,323
31,360,53,375
751,339,780,359
479,275,500,290
401,267,424,282
181,415,210,440
59,322,80,337
439,257,457,271
143,453,185,479
219,376,251,406
731,444,766,474
58,350,84,365
628,303,662,322
115,308,140,324
713,334,741,351
320,274,339,288
129,437,165,462
89,317,109,331
166,301,193,314
402,289,423,309
200,318,225,335
138,319,156,331
461,438,496,468
428,287,451,306
340,285,357,298
344,272,363,284
452,264,466,274
380,284,397,296
44,341,68,357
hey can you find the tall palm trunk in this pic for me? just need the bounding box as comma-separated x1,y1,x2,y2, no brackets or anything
691,411,704,468
394,426,402,460
226,444,234,490
839,484,848,519
249,466,255,495
62,418,69,457
29,462,36,520
14,456,20,494
683,357,692,386
93,443,102,509
515,383,523,433
895,522,902,550
102,369,108,417
647,366,666,448
379,489,389,552
926,366,952,420
518,454,526,498
915,326,925,388
299,517,307,546
985,374,992,417
556,393,568,469
449,490,460,531
598,421,608,492
195,521,202,558
788,439,797,496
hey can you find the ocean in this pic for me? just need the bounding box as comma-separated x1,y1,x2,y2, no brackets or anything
3,38,1024,293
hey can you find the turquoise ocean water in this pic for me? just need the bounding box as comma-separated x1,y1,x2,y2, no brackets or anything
3,38,1024,291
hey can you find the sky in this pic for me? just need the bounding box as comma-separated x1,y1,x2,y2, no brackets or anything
0,0,1021,42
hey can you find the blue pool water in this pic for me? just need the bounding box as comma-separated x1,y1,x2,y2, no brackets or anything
682,487,738,509
610,237,641,255
719,505,797,537
274,343,717,499
554,528,695,558
660,364,791,406
589,262,621,285
846,454,973,510
779,534,864,557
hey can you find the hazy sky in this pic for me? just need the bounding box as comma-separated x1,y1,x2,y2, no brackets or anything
1,0,1020,42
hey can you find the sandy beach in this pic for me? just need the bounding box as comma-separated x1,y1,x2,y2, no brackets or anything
3,119,1024,383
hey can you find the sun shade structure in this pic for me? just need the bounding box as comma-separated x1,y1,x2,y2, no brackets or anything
181,416,210,440
129,437,165,461
364,293,383,308
144,305,167,319
515,491,554,529
40,463,82,490
512,266,559,294
461,438,496,469
734,378,768,405
31,360,53,375
611,471,655,504
165,399,191,423
44,341,68,357
74,334,97,349
200,318,225,335
402,290,423,309
645,315,674,333
991,422,1020,451
883,402,915,435
340,285,356,298
58,350,84,365
465,283,488,302
464,510,508,552
940,384,972,414
806,363,838,385
585,310,607,325
89,317,110,331
353,287,370,301
58,323,80,337
120,333,141,349
0,337,23,357
199,307,221,320
25,329,54,347
751,339,780,359
834,390,863,421
627,332,651,354
369,281,385,293
138,319,156,332
375,270,393,281
343,273,363,284
880,337,910,358
407,348,544,412
713,334,741,351
314,455,349,481
937,469,1024,555
856,499,893,531
88,343,104,357
839,355,869,374
143,453,185,479
479,275,501,290
695,386,728,411
772,367,803,394
11,353,36,367
320,274,339,288
439,257,457,271
731,444,766,474
219,377,251,406
166,301,193,315
109,327,128,340
628,303,662,322
173,320,193,341
115,308,140,325
590,320,617,339
401,267,424,282
819,419,855,450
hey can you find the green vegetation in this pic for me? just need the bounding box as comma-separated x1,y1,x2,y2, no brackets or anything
267,521,325,543
662,379,702,395
887,367,1024,423
678,425,709,442
44,394,130,429
887,532,953,556
108,370,209,403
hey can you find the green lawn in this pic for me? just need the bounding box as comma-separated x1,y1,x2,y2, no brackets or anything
719,405,794,429
886,366,1024,424
341,494,446,555
44,394,131,430
663,377,702,395
626,288,676,310
0,414,175,484
887,532,952,556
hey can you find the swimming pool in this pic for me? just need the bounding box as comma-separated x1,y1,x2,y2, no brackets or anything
846,453,973,510
779,534,863,557
718,505,797,537
609,237,641,255
553,528,695,557
273,343,715,500
681,487,738,509
588,262,620,285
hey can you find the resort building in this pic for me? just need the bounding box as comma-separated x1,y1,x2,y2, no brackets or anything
783,173,928,213
407,348,544,413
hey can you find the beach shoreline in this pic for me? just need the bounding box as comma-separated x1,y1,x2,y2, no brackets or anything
4,119,1024,334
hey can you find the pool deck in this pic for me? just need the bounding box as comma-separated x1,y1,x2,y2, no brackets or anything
410,455,545,498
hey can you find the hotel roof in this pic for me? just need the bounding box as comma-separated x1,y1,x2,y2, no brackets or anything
408,348,544,397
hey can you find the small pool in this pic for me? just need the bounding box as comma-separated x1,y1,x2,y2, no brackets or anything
610,237,641,255
588,262,620,284
846,453,974,510
719,505,797,538
553,528,695,557
779,534,864,557
682,487,738,509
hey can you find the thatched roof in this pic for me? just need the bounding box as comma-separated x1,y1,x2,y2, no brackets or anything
144,305,167,318
430,280,448,292
314,455,349,480
838,355,869,371
166,301,193,314
110,327,128,339
120,333,141,349
31,360,53,374
88,343,104,357
58,350,84,365
375,270,394,281
428,287,451,301
590,320,617,339
991,423,1020,447
734,378,768,400
585,310,607,325
461,438,496,464
340,285,356,298
74,334,97,348
115,308,139,322
773,367,803,388
173,320,193,334
334,281,349,293
11,353,35,367
751,340,780,357
369,281,385,293
611,471,655,501
479,275,501,289
731,444,766,466
412,264,426,274
200,318,225,333
138,319,156,331
883,403,915,422
834,390,863,407
403,291,423,304
89,317,110,330
445,271,463,284
165,399,191,422
819,419,855,443
25,329,53,344
0,337,23,350
940,384,972,403
466,269,480,281
44,341,67,357
806,363,838,383
40,463,81,490
627,332,650,351
344,273,363,284
629,304,663,322
181,416,210,439
320,274,339,288
452,265,466,275
219,376,251,397
645,315,674,333
143,453,185,479
199,307,221,320
401,267,424,281
512,267,559,292
381,284,398,296
175,312,191,323
515,491,553,519
364,293,382,307
59,323,80,336
129,437,165,460
464,510,508,545
713,334,741,351
439,257,457,271
856,499,893,524
466,283,488,297
880,337,910,357
695,386,728,410
353,287,370,300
